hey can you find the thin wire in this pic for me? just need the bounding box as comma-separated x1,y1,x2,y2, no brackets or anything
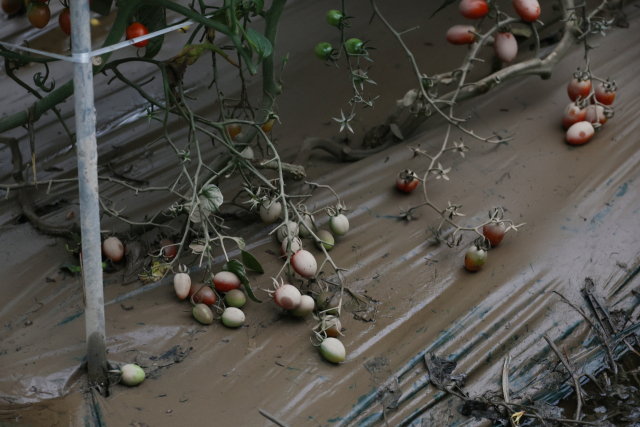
0,14,211,64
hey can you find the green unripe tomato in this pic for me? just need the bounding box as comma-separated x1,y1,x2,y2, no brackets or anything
345,38,364,55
315,230,335,251
315,42,333,61
225,289,246,308
326,10,343,26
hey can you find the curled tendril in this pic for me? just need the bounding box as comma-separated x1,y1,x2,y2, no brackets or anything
34,64,55,93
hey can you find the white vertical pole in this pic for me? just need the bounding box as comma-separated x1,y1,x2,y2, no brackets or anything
69,0,108,386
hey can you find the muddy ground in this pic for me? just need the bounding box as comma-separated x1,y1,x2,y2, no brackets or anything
1,0,640,426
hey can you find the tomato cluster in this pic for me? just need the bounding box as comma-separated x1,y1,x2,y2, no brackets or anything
562,74,616,145
446,0,542,65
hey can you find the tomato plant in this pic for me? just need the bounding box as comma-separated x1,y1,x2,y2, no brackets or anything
512,0,541,22
446,25,476,45
483,222,506,247
562,102,586,129
464,242,487,272
126,22,149,48
595,82,616,105
213,271,241,293
315,42,333,61
226,123,242,140
494,32,517,63
567,77,591,102
189,284,217,305
566,121,594,145
345,38,364,55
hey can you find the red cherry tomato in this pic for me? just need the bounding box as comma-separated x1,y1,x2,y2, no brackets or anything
494,32,517,63
126,22,149,48
584,105,607,125
482,222,506,247
446,25,476,45
567,77,591,102
594,83,615,106
59,7,71,35
459,0,488,20
396,170,419,193
189,284,216,305
160,238,177,261
512,0,540,22
261,119,275,133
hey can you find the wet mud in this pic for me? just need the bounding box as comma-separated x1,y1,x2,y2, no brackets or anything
1,0,640,426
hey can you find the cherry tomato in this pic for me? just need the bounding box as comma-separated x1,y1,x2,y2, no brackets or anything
345,38,364,55
494,32,517,63
126,22,149,48
2,0,22,14
326,9,342,26
512,0,540,22
226,123,242,140
262,118,275,133
566,121,594,145
189,284,216,305
59,7,71,35
464,245,487,272
567,77,591,102
27,2,50,29
584,105,607,125
396,169,419,193
160,238,177,261
315,42,332,60
459,0,488,20
594,83,615,106
482,222,506,247
562,102,586,129
446,25,476,45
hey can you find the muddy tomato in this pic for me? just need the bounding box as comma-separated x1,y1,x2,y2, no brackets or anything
274,284,302,310
567,77,591,102
562,102,586,129
213,271,241,293
459,0,488,20
192,304,213,325
173,271,191,300
225,289,246,308
566,121,594,145
259,200,282,223
120,364,146,386
282,236,302,256
585,105,607,125
494,32,517,63
325,319,342,338
2,0,22,14
291,250,317,278
512,0,540,22
189,284,217,305
221,307,244,327
316,291,340,315
320,338,345,363
329,214,349,236
483,222,506,247
290,295,315,317
595,83,615,106
315,230,334,251
464,245,487,272
27,2,50,29
446,25,476,45
126,22,149,48
160,238,177,261
102,236,124,262
58,7,71,35
226,123,242,140
396,169,419,193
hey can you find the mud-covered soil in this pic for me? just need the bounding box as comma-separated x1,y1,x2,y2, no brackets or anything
1,1,640,426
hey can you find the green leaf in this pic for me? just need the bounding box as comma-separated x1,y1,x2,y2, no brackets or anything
241,250,264,273
90,0,112,17
245,28,273,63
430,0,456,18
138,4,166,59
225,260,262,303
246,0,264,15
60,262,82,275
199,184,223,212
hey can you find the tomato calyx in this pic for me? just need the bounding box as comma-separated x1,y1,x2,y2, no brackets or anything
473,236,491,252
398,169,418,184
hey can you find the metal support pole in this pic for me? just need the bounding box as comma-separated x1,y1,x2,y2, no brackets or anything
70,0,108,387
